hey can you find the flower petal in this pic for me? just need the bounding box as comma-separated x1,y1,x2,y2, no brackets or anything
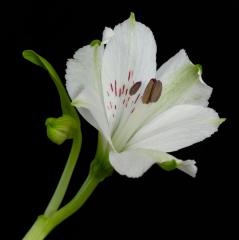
127,104,224,152
176,160,197,178
149,151,197,177
109,149,156,178
66,44,103,99
66,44,111,140
101,14,157,133
72,88,111,142
102,27,114,44
155,49,212,110
111,50,212,151
109,148,197,178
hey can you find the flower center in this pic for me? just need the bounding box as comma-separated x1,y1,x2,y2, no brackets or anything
105,73,163,152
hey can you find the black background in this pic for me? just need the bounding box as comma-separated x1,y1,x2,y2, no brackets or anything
4,1,237,239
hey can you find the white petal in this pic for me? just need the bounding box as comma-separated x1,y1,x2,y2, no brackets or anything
109,148,197,178
66,44,111,141
156,49,212,109
66,44,103,99
112,50,213,147
147,151,197,177
128,104,224,152
102,27,114,44
101,15,157,134
177,160,197,178
72,88,111,143
109,149,156,178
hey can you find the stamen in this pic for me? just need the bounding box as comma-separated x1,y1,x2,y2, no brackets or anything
142,79,155,104
129,81,142,96
150,80,162,102
142,79,162,104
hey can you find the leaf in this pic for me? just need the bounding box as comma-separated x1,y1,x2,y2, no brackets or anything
22,50,79,121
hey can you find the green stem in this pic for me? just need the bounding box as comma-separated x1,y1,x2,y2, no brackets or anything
50,171,100,226
23,133,112,240
23,169,100,240
44,130,82,216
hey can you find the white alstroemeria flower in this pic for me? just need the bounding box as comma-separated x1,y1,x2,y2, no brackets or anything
65,14,224,178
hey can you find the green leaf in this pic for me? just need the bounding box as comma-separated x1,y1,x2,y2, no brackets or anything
22,50,79,121
159,160,177,171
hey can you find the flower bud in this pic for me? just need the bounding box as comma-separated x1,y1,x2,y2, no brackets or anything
45,115,77,145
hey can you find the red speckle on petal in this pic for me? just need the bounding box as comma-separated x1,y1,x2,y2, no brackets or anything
110,83,113,92
128,70,133,81
115,105,117,110
134,93,140,104
119,88,122,97
115,80,117,96
125,89,128,95
122,85,125,94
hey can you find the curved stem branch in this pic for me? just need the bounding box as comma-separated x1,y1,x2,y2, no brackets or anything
50,171,100,227
44,130,82,216
23,170,100,240
22,133,112,240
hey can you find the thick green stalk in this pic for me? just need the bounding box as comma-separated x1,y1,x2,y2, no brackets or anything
22,170,99,240
44,130,82,216
23,154,113,240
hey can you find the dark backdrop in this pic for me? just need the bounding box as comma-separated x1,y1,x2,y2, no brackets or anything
4,1,237,239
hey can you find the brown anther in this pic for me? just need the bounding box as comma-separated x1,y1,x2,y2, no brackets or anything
129,81,142,96
142,79,162,104
150,79,162,102
142,79,155,103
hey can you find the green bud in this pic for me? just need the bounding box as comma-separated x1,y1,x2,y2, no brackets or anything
45,115,77,145
159,160,177,171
